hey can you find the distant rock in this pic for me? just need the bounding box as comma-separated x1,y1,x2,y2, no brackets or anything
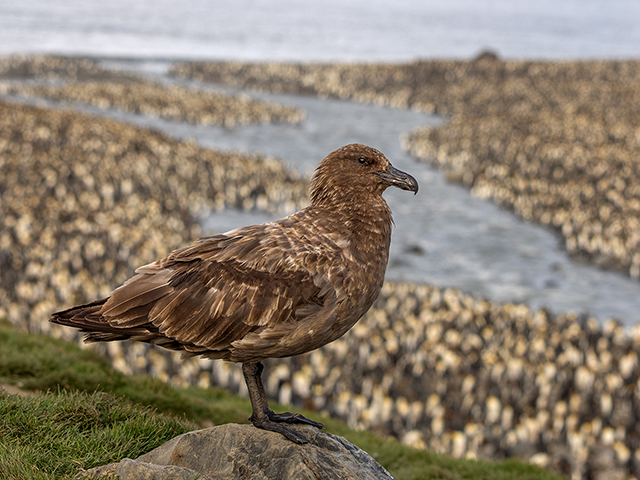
472,49,500,62
79,423,394,480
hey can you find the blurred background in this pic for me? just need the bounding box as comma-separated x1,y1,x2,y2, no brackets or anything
1,1,640,479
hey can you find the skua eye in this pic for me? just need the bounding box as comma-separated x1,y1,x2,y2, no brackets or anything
358,157,368,165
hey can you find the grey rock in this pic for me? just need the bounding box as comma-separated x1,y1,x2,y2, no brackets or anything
116,459,217,480
81,424,394,480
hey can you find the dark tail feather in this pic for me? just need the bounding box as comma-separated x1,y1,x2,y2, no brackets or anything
50,298,174,346
51,298,107,327
50,298,132,342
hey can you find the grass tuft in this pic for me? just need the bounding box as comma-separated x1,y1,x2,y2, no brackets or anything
0,389,195,480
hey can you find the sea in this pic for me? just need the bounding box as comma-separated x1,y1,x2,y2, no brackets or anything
1,0,640,325
0,0,638,60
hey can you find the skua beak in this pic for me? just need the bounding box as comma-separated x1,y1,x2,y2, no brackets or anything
377,164,419,194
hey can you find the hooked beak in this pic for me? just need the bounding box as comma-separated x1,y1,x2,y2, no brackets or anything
377,164,419,194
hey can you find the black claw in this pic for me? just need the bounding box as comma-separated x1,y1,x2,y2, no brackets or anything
267,410,325,429
250,416,310,444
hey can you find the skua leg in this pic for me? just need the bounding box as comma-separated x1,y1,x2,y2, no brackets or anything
242,361,324,444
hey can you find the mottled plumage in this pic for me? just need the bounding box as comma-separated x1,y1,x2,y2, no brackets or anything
51,143,418,443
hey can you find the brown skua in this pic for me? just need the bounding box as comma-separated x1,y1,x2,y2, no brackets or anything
50,144,419,443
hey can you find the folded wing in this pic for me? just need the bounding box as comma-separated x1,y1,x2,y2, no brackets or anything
52,220,345,361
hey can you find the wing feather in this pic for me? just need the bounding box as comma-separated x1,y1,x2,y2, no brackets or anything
102,270,172,319
58,211,350,359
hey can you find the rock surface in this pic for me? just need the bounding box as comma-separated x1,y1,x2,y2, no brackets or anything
80,424,394,480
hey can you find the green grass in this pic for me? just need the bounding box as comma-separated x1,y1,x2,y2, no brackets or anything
0,390,195,480
0,320,566,480
0,320,245,426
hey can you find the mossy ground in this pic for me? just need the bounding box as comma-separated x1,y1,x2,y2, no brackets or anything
0,320,566,480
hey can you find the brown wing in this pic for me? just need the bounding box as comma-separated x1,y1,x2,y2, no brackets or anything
96,217,347,359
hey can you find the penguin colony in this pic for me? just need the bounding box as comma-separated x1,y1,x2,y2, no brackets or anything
1,55,303,128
